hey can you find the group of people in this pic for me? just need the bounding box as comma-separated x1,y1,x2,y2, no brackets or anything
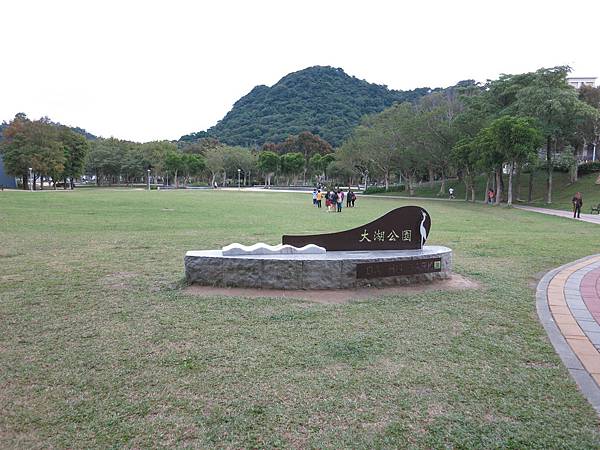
312,188,357,212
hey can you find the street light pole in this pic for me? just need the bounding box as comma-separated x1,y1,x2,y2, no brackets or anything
237,168,241,190
147,169,151,190
28,167,33,192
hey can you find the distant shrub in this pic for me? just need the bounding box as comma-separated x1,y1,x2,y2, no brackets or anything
364,185,405,195
578,161,600,175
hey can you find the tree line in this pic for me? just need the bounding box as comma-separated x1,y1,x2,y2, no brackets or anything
0,114,89,189
0,115,337,189
334,67,600,204
2,67,599,200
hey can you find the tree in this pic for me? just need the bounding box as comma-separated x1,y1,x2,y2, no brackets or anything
86,138,122,185
277,131,333,184
141,141,177,181
575,85,600,180
236,149,257,186
204,148,225,187
337,136,374,188
279,152,304,184
417,90,462,194
309,153,335,182
0,114,66,190
164,151,185,188
0,113,34,189
452,137,481,202
182,153,205,185
257,151,279,187
509,67,597,203
483,116,543,206
356,112,399,191
58,126,89,189
221,146,256,186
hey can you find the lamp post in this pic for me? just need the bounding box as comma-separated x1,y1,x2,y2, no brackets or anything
28,167,33,192
147,169,151,191
237,168,241,190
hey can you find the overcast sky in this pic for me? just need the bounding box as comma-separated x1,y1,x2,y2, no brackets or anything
1,0,598,142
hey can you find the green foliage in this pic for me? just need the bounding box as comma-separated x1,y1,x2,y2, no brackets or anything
363,184,405,194
257,151,279,174
540,151,577,173
578,161,600,175
279,152,304,176
180,66,440,147
59,126,90,180
164,151,185,175
484,116,543,163
309,153,335,174
276,131,333,158
0,114,90,188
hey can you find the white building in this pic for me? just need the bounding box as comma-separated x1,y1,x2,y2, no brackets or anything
567,77,596,89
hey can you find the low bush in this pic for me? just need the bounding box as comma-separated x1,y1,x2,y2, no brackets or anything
578,161,600,175
364,185,405,194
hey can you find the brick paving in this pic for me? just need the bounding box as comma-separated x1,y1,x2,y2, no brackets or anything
537,255,600,413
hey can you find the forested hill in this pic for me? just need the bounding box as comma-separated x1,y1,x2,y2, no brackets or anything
0,119,97,141
180,66,436,147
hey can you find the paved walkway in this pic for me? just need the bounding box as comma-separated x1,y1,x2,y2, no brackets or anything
515,205,600,225
537,254,600,413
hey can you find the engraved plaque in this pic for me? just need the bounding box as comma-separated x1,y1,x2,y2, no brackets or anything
356,258,442,279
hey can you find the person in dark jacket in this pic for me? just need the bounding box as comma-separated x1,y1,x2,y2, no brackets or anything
572,192,583,218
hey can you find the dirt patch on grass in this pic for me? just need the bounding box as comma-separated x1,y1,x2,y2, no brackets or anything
184,274,479,304
100,271,138,290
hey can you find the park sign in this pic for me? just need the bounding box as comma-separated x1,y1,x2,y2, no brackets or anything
282,206,431,251
185,205,452,289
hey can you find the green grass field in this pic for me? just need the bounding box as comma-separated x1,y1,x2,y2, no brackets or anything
2,189,600,448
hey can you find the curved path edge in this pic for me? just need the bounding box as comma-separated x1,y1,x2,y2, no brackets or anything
536,254,600,414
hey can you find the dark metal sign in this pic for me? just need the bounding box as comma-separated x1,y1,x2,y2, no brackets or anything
282,206,431,251
356,258,442,279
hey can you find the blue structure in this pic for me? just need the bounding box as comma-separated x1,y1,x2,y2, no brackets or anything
0,154,17,188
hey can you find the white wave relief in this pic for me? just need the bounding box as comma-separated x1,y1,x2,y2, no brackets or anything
222,243,326,256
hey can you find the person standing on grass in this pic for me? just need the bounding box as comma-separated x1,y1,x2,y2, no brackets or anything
329,190,337,212
316,190,322,208
346,189,352,207
337,190,343,212
312,189,318,207
487,189,494,205
572,192,583,219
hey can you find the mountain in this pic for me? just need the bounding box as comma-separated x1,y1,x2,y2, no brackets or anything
180,66,437,147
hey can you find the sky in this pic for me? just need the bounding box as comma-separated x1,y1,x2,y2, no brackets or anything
1,0,599,143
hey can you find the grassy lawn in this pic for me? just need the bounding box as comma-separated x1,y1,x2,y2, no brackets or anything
375,171,600,213
2,188,600,448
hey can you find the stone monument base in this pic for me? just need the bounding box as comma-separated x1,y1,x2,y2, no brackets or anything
185,246,452,290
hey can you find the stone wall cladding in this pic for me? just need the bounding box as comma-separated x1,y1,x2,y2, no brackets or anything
185,247,452,290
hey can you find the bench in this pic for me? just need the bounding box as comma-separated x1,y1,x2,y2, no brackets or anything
591,204,600,214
